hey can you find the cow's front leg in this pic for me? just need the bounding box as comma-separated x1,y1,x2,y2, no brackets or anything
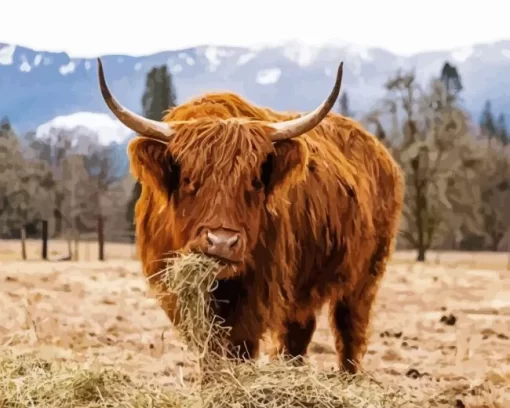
208,278,263,363
271,311,317,365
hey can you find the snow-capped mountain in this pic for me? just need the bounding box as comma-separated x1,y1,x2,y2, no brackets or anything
2,39,510,139
30,112,133,178
36,112,133,147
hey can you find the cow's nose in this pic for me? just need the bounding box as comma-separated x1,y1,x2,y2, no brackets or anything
202,228,242,262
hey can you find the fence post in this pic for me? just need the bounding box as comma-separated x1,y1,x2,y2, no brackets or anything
98,215,104,261
41,220,48,260
20,226,27,260
507,240,510,271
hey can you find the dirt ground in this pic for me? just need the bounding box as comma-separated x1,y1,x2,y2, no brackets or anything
1,240,509,407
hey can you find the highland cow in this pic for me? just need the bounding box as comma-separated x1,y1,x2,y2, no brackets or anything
97,58,404,374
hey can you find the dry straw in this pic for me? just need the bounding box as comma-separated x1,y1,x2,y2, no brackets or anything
160,252,409,408
0,253,409,407
0,351,189,407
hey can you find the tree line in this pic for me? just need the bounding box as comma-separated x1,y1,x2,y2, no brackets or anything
1,62,508,262
342,62,510,260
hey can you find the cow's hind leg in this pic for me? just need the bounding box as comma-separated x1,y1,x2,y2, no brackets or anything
329,238,391,374
272,311,317,365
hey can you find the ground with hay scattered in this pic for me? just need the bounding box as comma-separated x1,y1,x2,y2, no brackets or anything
0,241,509,407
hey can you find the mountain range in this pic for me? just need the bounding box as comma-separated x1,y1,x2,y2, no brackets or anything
1,39,510,165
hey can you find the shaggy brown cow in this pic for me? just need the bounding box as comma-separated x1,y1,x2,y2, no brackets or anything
97,58,404,374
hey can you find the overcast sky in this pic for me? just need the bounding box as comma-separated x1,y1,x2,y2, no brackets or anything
2,0,509,58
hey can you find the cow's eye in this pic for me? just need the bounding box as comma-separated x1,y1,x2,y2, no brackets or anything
260,153,274,187
181,178,198,195
252,177,263,190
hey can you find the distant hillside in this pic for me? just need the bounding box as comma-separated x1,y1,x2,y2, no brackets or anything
2,39,510,138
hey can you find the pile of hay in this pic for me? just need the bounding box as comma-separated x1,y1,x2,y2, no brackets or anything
161,253,410,408
0,351,407,408
0,351,189,408
199,357,407,407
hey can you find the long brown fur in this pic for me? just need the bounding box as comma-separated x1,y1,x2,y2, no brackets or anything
129,91,404,373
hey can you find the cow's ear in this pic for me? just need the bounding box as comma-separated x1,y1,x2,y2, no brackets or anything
262,140,306,197
127,138,179,197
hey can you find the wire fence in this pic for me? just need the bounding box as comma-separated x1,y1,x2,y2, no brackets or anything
1,218,509,270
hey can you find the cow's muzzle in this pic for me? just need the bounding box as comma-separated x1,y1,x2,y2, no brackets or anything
195,227,245,265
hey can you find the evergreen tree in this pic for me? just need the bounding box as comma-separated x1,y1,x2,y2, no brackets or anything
127,65,178,231
141,65,178,120
440,62,463,101
496,113,509,145
480,100,497,140
338,92,351,117
0,116,11,133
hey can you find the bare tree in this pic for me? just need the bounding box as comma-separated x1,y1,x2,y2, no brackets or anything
22,158,56,258
0,127,28,245
476,139,510,250
83,142,122,260
60,154,96,259
0,126,55,259
28,127,77,238
370,71,483,261
102,173,136,242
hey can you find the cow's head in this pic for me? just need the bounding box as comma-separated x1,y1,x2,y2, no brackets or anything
97,59,343,278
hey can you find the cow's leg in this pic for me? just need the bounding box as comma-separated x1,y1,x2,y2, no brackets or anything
209,278,263,362
329,296,373,374
198,278,263,387
272,311,317,365
224,321,261,362
329,238,391,374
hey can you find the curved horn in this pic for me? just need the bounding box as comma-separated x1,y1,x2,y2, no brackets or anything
269,62,344,142
97,58,174,144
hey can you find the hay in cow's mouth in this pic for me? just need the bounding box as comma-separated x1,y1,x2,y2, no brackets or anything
160,252,230,366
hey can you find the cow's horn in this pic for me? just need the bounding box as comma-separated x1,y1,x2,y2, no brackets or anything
268,62,344,142
97,58,174,143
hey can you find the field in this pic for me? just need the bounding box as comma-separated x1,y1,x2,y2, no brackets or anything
1,239,509,407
